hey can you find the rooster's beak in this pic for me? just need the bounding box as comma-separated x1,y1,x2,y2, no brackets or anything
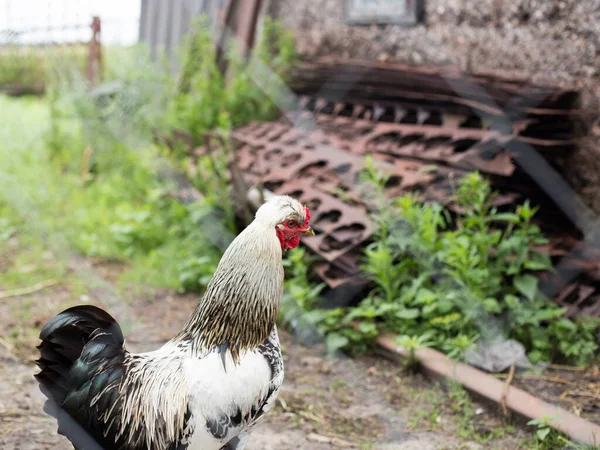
302,227,315,236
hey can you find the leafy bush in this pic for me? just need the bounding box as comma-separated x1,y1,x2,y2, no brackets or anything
0,44,88,93
177,256,217,293
167,15,296,145
286,160,599,365
32,15,297,295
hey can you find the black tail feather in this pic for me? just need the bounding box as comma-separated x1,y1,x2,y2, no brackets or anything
35,305,126,450
40,386,105,450
36,305,123,406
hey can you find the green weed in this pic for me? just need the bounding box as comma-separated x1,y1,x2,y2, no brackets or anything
1,15,298,297
283,164,599,365
0,44,87,93
522,416,599,450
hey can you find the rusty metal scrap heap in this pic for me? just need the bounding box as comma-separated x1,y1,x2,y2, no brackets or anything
202,59,596,318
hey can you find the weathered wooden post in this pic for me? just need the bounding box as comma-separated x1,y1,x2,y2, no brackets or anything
88,16,102,86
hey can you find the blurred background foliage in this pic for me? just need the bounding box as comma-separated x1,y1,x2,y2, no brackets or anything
0,14,598,370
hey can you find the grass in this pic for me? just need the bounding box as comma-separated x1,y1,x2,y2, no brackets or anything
0,91,220,354
0,43,139,94
0,94,219,293
0,96,66,282
401,379,524,447
0,15,298,300
0,44,88,93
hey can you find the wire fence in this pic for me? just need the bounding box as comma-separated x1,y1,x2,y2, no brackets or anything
139,0,225,64
0,0,141,93
0,0,140,45
1,1,600,448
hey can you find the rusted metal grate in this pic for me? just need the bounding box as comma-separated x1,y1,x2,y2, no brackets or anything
226,100,599,316
229,112,532,288
290,59,582,117
166,59,600,318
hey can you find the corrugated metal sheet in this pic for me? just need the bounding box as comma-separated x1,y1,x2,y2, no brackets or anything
139,0,226,66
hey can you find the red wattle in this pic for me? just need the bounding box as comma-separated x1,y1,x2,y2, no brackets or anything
276,228,302,250
276,207,311,251
276,228,285,248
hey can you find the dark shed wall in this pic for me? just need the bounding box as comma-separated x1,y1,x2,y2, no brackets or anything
269,0,598,82
269,0,600,213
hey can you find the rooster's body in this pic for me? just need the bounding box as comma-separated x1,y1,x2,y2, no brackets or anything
35,196,313,450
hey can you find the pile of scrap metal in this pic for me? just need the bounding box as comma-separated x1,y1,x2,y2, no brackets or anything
172,58,600,318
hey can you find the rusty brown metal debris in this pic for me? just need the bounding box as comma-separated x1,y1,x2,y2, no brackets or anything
207,121,596,315
228,112,536,289
161,58,600,318
239,61,597,318
291,58,582,119
215,0,264,75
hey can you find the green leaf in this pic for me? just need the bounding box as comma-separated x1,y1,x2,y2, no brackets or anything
556,318,577,331
422,303,438,316
482,297,502,314
533,338,551,350
303,310,328,324
325,333,349,354
536,428,550,441
532,308,564,323
415,288,436,305
358,322,377,335
430,312,461,326
504,294,520,309
524,251,553,271
344,306,377,323
395,308,420,320
375,303,398,315
514,274,538,301
488,212,520,223
527,350,545,364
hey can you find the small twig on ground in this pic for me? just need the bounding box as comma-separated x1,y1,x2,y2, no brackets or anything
307,433,355,448
0,409,48,419
0,336,14,352
0,279,59,300
560,390,600,401
548,364,587,372
0,423,13,436
277,397,289,411
527,375,576,385
297,410,322,423
492,373,575,386
500,363,515,417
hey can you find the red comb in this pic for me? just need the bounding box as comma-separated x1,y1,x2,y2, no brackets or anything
303,207,311,228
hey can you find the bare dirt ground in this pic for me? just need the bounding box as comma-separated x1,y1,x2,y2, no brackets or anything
0,261,531,450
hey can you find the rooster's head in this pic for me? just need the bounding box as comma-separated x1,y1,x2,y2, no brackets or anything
177,194,314,358
255,195,314,251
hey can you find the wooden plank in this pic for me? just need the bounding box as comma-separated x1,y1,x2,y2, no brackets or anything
377,334,600,446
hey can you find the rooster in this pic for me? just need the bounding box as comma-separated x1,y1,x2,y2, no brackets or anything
35,195,314,450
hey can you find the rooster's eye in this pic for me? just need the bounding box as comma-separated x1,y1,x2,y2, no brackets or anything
287,220,297,228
